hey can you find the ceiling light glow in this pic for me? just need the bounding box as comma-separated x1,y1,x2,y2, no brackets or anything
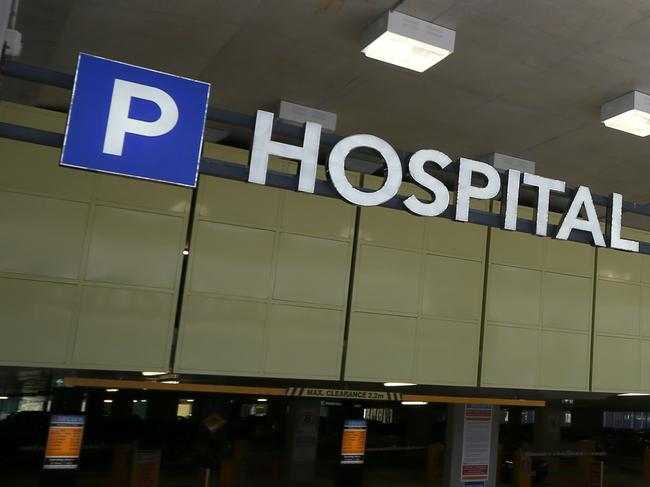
106,388,118,393
362,10,455,72
602,91,650,137
402,401,427,406
142,371,166,376
618,392,650,396
384,382,416,387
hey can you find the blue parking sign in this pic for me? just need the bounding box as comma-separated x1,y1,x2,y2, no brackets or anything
61,54,210,187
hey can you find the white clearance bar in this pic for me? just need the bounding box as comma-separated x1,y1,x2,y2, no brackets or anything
248,109,639,253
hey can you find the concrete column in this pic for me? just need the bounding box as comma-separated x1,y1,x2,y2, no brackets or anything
406,406,433,444
533,402,562,473
285,399,320,483
444,404,500,487
49,390,84,414
146,394,178,421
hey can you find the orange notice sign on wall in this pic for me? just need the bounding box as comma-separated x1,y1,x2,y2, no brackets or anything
340,419,367,464
43,415,85,470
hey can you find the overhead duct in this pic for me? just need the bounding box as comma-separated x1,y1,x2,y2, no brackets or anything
0,0,22,62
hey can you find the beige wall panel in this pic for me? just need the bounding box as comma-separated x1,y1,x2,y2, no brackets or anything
281,191,355,240
544,239,593,277
542,273,592,332
72,286,174,370
353,245,421,314
484,220,595,391
414,319,478,386
0,278,76,365
178,164,355,379
202,144,249,165
359,208,424,251
346,312,417,382
425,218,486,260
509,205,534,220
485,223,594,391
196,176,281,228
595,280,641,336
592,335,640,392
346,198,486,386
641,287,650,338
96,174,190,214
273,233,349,306
0,191,89,279
539,330,589,390
85,206,185,289
620,227,647,242
599,248,641,282
592,236,650,392
0,141,96,199
177,296,265,375
421,255,483,320
486,265,541,327
642,253,650,285
364,176,426,199
0,101,65,131
490,229,544,269
280,164,359,240
0,103,188,371
289,163,359,187
264,304,343,379
189,222,275,298
642,341,650,392
481,325,539,388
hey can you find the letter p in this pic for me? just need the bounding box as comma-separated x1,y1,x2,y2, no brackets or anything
103,79,179,156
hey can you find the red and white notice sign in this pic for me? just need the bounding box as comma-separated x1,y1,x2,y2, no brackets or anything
461,404,493,482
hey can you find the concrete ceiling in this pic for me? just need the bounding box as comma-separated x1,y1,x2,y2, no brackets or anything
3,0,650,205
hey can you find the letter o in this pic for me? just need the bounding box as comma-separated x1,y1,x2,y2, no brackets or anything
328,134,402,206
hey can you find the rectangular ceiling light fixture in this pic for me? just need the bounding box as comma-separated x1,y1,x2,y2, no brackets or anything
362,10,455,72
277,100,337,132
483,153,536,174
602,91,650,137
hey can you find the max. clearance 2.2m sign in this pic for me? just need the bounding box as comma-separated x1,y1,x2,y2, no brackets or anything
60,53,639,254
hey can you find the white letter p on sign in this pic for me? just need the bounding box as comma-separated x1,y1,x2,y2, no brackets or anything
103,79,179,156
